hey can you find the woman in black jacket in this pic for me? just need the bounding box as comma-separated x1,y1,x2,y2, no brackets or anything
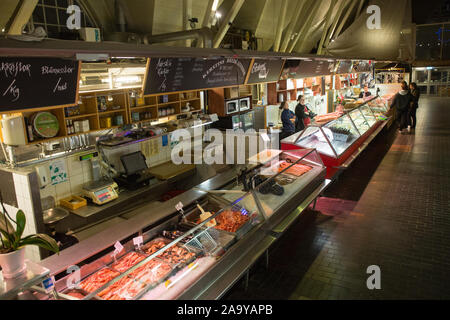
294,95,310,132
409,82,420,130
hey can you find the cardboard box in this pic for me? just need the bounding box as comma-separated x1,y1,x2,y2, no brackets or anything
224,87,239,99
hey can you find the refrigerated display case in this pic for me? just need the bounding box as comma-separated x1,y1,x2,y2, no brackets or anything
281,97,387,178
36,149,327,301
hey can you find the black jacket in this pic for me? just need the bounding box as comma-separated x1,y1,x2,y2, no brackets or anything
390,90,413,112
411,89,420,109
295,103,308,132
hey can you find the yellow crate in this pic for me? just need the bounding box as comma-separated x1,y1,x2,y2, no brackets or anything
60,195,87,210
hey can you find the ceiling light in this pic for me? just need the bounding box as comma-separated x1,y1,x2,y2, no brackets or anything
215,12,222,19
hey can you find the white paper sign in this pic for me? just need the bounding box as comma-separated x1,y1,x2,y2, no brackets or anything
133,236,143,247
113,241,124,256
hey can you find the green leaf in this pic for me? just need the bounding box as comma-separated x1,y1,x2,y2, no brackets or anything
19,234,59,253
0,228,15,247
0,211,15,237
15,210,26,241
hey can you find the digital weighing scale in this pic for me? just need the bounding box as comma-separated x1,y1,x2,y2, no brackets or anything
82,179,119,205
81,156,119,205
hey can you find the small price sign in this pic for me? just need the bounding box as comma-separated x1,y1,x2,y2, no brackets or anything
133,236,143,249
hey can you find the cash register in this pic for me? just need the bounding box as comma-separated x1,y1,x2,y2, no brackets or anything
114,151,154,190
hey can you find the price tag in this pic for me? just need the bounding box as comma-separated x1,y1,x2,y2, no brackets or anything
42,276,56,294
175,202,185,218
113,241,124,256
133,236,143,248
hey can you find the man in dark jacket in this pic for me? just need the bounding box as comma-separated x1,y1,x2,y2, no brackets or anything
389,81,413,134
294,95,310,132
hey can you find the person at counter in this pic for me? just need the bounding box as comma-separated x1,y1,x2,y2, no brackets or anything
294,95,311,132
280,101,296,139
359,84,372,98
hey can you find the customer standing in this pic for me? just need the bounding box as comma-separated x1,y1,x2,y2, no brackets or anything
389,81,413,134
294,95,310,132
280,101,296,139
409,82,420,131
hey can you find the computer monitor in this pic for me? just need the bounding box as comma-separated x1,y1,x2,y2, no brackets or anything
120,151,148,176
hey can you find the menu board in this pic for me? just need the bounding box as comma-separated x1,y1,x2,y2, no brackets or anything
0,57,80,113
279,59,301,80
352,61,372,73
246,59,285,84
143,57,252,95
336,61,353,74
294,60,336,79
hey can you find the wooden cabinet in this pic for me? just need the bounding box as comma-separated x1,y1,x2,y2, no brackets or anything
208,86,252,116
2,88,204,145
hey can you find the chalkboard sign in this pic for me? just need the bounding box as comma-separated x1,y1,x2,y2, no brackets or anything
336,61,353,74
280,59,301,80
246,59,285,84
143,57,252,95
0,57,80,113
295,60,336,79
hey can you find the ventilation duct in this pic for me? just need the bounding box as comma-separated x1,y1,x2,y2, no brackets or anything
143,27,214,48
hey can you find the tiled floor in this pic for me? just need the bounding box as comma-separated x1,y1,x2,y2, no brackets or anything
224,96,450,300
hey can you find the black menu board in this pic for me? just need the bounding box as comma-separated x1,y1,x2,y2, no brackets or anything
336,61,353,74
295,60,336,78
246,59,285,84
0,57,80,113
280,59,302,80
143,57,252,95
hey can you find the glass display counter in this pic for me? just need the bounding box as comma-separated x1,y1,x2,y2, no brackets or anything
41,149,326,301
281,97,386,178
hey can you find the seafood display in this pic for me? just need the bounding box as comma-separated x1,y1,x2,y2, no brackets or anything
314,111,344,124
111,252,146,273
128,258,173,285
64,290,86,299
98,276,146,300
144,239,196,265
215,210,250,233
277,161,312,177
79,268,121,293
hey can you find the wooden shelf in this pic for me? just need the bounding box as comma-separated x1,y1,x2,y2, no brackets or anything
181,98,201,102
130,118,158,124
98,109,127,115
158,101,180,107
130,105,158,111
64,113,98,120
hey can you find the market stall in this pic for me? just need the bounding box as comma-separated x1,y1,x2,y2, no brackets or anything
281,97,389,178
28,148,328,300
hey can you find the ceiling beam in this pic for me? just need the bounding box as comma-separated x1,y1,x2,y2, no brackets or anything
212,0,245,48
356,0,365,17
333,0,360,40
273,0,288,52
288,0,322,53
202,0,217,28
280,0,308,53
317,0,338,55
7,0,38,35
183,0,193,47
323,0,350,49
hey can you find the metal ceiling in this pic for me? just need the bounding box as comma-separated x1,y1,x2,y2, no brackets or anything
0,0,413,61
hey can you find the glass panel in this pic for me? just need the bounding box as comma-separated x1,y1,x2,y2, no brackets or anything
444,24,450,60
418,85,427,94
281,131,302,144
44,6,58,24
415,70,428,85
431,70,443,83
323,115,361,156
294,126,337,157
348,109,370,134
367,98,388,117
415,25,442,60
359,105,377,126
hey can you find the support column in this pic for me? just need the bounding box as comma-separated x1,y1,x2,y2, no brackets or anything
7,0,39,35
183,0,193,47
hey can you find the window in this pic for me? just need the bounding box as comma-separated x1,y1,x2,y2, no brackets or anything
31,0,95,38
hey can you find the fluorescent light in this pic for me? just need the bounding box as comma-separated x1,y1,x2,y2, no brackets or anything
215,12,222,19
115,76,140,83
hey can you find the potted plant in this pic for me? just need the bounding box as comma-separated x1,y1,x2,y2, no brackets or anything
0,194,59,278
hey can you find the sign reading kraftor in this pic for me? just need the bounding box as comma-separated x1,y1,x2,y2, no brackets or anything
0,57,80,113
143,57,252,95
